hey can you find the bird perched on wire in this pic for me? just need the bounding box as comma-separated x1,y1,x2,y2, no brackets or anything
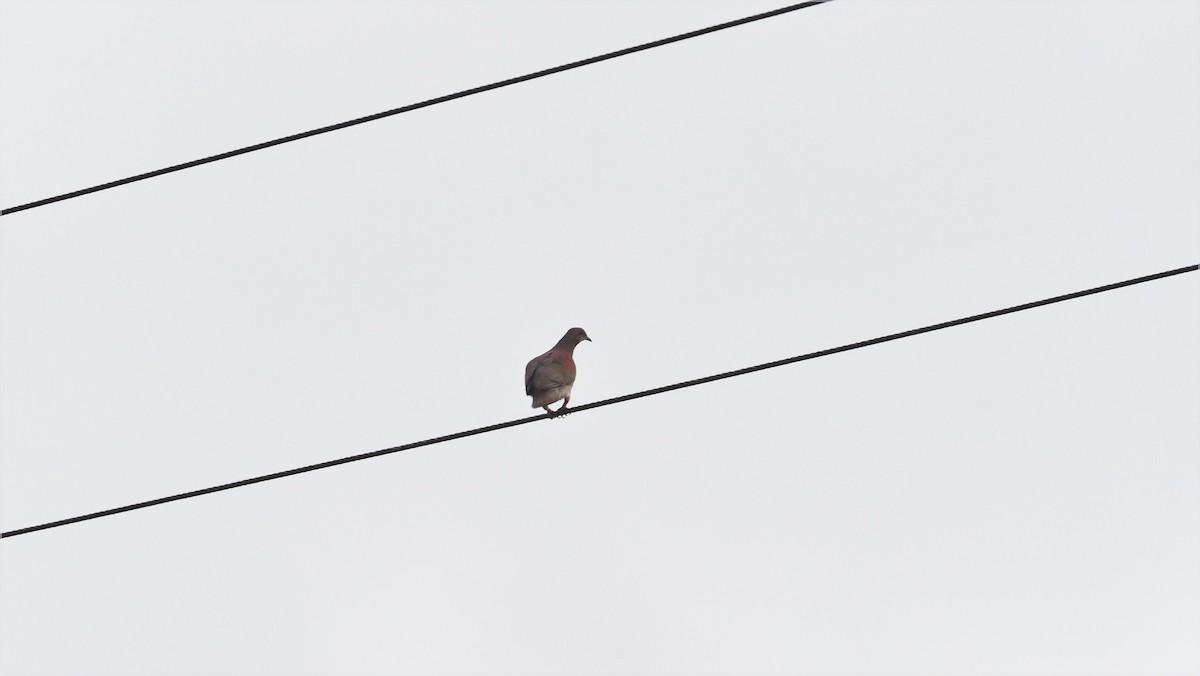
525,327,591,416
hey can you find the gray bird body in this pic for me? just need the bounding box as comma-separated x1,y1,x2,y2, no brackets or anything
525,328,591,414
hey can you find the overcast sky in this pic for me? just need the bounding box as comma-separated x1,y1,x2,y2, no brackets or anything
1,1,1198,674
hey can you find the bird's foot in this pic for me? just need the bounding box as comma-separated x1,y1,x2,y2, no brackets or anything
550,405,570,418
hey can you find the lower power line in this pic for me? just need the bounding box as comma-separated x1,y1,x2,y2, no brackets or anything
2,263,1195,539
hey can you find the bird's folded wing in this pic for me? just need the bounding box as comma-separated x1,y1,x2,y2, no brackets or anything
526,352,569,393
524,355,541,395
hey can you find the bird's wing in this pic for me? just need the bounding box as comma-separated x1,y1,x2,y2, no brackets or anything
526,351,571,394
524,353,544,395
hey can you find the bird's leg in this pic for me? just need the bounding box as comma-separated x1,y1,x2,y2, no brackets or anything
554,397,571,417
542,406,555,415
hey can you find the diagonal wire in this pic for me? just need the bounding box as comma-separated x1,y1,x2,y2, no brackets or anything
2,263,1195,539
1,1,834,216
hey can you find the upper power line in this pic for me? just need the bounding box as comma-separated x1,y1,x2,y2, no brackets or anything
2,263,1195,539
1,1,833,216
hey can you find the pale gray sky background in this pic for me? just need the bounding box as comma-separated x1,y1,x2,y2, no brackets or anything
1,1,1198,674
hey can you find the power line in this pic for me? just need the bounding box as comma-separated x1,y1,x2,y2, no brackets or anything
1,1,834,216
3,263,1195,539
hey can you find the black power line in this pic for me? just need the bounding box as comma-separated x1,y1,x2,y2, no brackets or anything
3,263,1195,539
1,1,834,216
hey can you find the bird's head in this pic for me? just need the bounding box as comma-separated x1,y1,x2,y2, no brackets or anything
563,327,591,344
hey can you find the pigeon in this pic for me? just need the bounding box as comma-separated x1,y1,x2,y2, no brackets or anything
525,327,591,416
